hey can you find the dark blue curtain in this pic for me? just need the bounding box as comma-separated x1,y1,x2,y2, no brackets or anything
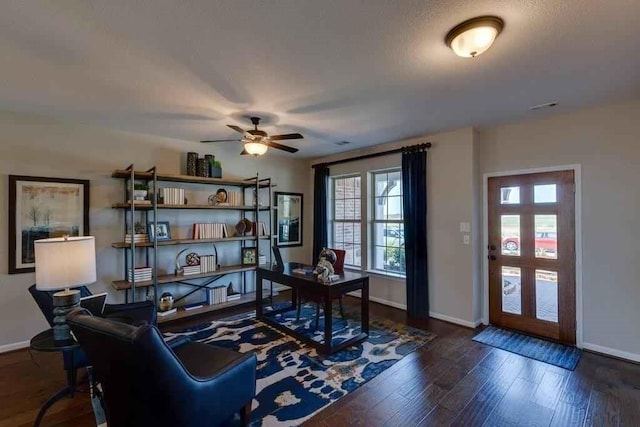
402,147,429,319
313,164,330,262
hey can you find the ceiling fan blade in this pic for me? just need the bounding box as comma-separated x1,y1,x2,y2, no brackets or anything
227,124,246,134
268,133,304,141
200,139,240,143
266,141,299,153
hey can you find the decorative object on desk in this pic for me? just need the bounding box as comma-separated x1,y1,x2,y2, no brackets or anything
132,183,148,201
35,235,96,340
174,248,191,275
185,252,200,266
148,221,171,241
210,160,222,178
314,248,336,283
241,247,257,266
186,152,198,176
158,292,174,312
9,175,90,274
274,191,303,247
164,309,434,426
196,158,209,177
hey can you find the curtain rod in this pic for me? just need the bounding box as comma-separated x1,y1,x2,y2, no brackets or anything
311,142,431,169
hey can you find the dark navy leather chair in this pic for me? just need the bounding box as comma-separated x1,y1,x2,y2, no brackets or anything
28,284,157,389
67,309,256,427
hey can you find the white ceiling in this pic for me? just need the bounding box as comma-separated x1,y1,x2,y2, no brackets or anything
1,0,639,157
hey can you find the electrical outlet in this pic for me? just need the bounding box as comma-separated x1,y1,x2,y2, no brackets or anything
463,234,470,245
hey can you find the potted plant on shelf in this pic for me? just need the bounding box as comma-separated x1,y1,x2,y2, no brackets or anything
133,183,149,200
210,160,222,178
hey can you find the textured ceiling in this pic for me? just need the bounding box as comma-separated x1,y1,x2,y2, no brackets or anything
1,0,639,157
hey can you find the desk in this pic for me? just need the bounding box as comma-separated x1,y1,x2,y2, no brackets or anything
256,263,369,354
30,329,80,427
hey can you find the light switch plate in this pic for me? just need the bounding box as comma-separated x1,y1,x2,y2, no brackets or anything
459,222,471,233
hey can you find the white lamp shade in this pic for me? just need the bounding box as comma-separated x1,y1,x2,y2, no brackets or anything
244,141,268,156
35,236,97,291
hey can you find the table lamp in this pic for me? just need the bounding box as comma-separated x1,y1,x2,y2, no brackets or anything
35,236,97,341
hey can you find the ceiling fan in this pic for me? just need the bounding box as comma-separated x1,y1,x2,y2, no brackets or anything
201,116,303,155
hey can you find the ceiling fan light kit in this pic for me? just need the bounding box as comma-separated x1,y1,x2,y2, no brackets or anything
201,116,302,156
445,16,504,58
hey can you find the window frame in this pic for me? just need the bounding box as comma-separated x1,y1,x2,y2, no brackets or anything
329,174,363,269
370,169,406,277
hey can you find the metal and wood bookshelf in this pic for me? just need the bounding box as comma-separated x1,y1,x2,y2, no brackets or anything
111,165,272,322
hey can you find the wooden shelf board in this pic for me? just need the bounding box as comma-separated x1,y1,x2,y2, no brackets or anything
111,203,269,211
111,170,271,187
112,235,271,248
157,291,263,323
111,264,257,290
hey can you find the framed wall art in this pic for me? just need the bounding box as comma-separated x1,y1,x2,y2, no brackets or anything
9,175,90,274
148,221,172,241
274,192,303,247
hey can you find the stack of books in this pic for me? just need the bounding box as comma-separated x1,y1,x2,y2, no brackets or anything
182,265,201,276
193,223,228,239
125,234,149,244
200,255,217,273
227,291,241,301
127,267,152,282
162,188,185,205
207,286,227,305
227,192,241,206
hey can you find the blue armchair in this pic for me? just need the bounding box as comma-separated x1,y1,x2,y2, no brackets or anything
67,308,257,427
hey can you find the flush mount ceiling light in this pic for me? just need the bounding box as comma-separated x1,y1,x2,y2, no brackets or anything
445,16,504,58
243,140,268,156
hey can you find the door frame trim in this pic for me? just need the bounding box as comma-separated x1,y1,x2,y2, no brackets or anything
482,164,583,348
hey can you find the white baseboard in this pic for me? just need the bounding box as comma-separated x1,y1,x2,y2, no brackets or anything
428,312,482,329
0,340,29,354
581,342,640,363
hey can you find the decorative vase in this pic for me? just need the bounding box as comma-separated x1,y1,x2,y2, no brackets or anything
158,292,174,311
186,152,198,176
196,159,209,177
210,166,222,178
133,190,147,200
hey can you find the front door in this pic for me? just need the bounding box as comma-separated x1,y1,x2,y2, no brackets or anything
488,171,576,344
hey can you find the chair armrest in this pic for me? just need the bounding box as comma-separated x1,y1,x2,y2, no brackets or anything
103,301,157,325
165,335,191,350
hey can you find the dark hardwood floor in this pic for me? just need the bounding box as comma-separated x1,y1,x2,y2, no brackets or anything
2,298,639,426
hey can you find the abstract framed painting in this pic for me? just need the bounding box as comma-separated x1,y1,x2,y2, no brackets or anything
9,175,90,274
274,191,303,247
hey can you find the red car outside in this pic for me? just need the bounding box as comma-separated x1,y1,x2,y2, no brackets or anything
502,232,557,254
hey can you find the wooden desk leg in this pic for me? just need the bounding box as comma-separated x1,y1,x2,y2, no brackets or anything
362,278,370,335
323,294,332,353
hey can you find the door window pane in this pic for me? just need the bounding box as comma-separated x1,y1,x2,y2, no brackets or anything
534,184,557,203
500,187,520,204
535,215,557,259
502,266,522,315
536,270,558,322
501,215,520,256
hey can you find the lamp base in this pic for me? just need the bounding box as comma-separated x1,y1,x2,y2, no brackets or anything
52,289,81,341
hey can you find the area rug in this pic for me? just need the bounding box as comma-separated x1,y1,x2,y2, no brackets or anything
472,326,582,370
164,305,434,426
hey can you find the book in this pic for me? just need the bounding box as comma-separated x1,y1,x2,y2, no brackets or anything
183,302,204,311
293,267,314,275
157,308,177,317
226,292,241,301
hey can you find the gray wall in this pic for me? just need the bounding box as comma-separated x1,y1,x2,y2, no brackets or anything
477,100,640,359
0,112,311,350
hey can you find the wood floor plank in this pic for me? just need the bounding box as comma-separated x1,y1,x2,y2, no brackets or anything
550,401,588,427
532,370,568,409
418,404,457,427
584,388,621,427
439,365,494,412
385,384,449,426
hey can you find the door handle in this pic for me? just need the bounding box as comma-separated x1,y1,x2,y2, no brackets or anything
489,255,497,261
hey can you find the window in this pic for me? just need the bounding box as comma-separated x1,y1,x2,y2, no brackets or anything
331,176,362,267
372,170,405,276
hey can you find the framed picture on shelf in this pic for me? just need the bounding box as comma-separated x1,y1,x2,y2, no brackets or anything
274,192,303,247
148,221,171,241
8,175,90,274
241,247,257,266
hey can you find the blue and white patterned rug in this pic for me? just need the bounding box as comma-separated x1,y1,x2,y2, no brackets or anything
164,305,435,426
